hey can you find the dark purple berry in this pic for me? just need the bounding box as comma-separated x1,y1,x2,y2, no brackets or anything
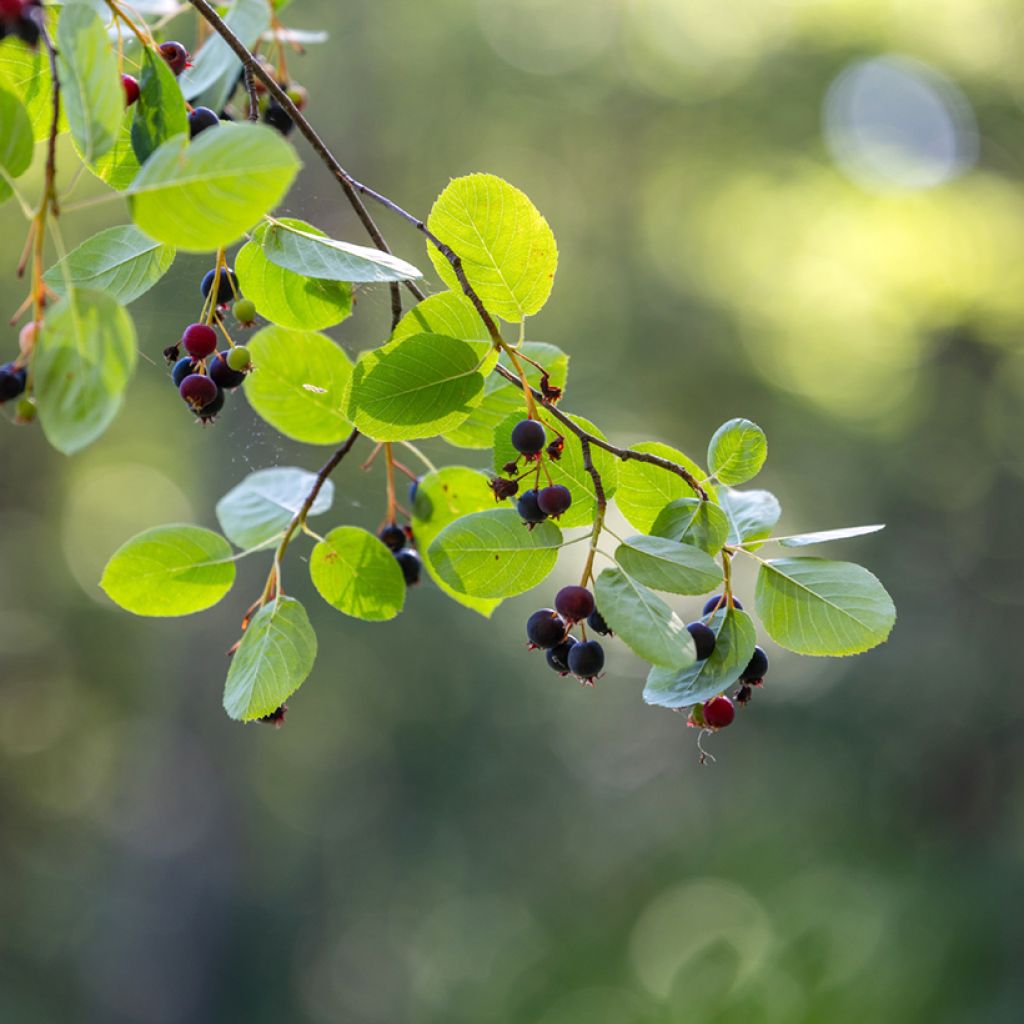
703,695,735,729
526,609,567,650
0,361,27,402
14,12,38,47
555,585,595,624
181,322,217,359
197,386,225,422
262,100,294,135
740,645,768,683
537,484,572,518
188,106,219,138
686,621,716,660
567,639,604,682
171,356,198,387
517,489,547,525
158,41,189,76
703,594,742,616
200,267,238,305
208,351,247,390
511,418,546,456
179,373,217,411
587,609,611,636
378,524,406,551
395,548,421,585
546,636,578,675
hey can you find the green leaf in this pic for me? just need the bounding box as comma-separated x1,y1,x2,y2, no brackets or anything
215,467,334,550
223,596,317,721
261,218,422,283
130,47,187,164
309,527,406,621
775,525,886,548
755,558,896,656
44,225,175,304
650,498,730,556
33,288,137,455
236,219,352,331
392,291,490,350
56,4,122,162
594,567,695,669
242,325,353,444
129,124,300,252
644,608,757,709
615,536,722,596
717,486,781,546
345,333,487,442
446,342,569,449
181,0,268,113
491,408,617,528
615,442,714,534
0,87,33,204
83,108,141,190
410,466,503,617
100,524,235,616
426,173,558,323
428,509,561,599
0,35,64,141
707,418,767,486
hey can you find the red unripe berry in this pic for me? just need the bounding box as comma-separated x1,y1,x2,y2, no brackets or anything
122,74,140,106
179,373,218,411
181,323,218,359
537,484,572,518
158,41,189,76
555,585,595,623
702,695,735,730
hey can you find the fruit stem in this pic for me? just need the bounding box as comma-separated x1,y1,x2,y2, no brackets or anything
722,549,734,604
398,440,436,474
501,343,538,419
384,442,398,523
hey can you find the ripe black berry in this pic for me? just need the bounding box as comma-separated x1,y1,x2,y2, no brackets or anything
526,608,567,649
511,418,546,455
208,351,247,390
179,373,217,411
587,609,612,635
537,484,572,518
200,267,238,305
0,361,27,402
158,41,189,76
263,100,294,135
188,106,219,138
198,386,225,422
171,356,198,387
12,9,38,47
555,585,595,624
395,548,421,585
703,695,735,729
378,524,406,551
122,74,139,106
517,489,548,525
546,636,578,675
740,645,768,683
567,639,604,682
686,621,716,660
181,322,217,359
703,594,742,616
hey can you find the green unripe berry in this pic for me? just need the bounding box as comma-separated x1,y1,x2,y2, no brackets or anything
15,396,36,423
233,298,257,325
226,346,252,372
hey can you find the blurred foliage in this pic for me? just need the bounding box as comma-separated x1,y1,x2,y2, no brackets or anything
2,0,1023,1021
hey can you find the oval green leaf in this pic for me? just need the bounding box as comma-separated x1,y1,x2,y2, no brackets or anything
754,557,896,656
223,596,317,721
615,536,723,596
100,524,235,616
392,291,490,348
426,173,558,323
0,87,33,205
236,219,352,330
775,524,886,548
130,46,188,164
243,324,353,444
0,33,65,140
129,123,300,252
310,526,406,621
717,486,781,546
650,498,730,556
428,508,561,599
594,566,695,669
644,607,757,709
615,442,714,534
215,466,334,550
707,418,767,486
83,108,141,190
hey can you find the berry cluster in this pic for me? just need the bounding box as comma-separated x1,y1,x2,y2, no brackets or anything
0,0,41,47
526,585,610,685
377,523,422,586
164,268,255,423
493,418,573,527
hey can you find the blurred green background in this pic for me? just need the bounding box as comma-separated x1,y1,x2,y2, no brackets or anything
3,0,1023,1020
